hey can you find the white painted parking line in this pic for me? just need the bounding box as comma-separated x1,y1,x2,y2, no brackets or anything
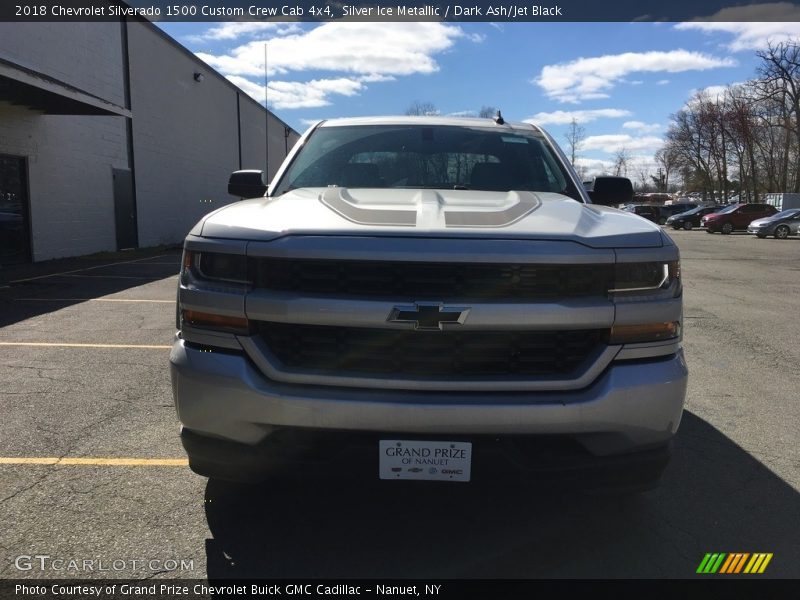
0,342,171,349
9,254,177,284
14,298,173,303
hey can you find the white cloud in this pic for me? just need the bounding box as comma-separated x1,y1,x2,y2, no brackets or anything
535,50,736,103
226,75,364,109
676,4,800,51
582,134,664,153
696,84,728,99
196,22,476,109
656,79,670,85
686,82,747,105
577,155,659,179
622,121,662,133
574,157,614,177
189,22,302,42
197,22,469,78
525,108,631,125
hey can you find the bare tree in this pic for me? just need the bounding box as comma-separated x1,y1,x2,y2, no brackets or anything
478,105,497,118
405,100,439,116
563,117,586,165
637,167,651,192
756,42,800,192
654,145,678,192
612,147,630,177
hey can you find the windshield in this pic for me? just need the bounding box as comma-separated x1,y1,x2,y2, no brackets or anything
680,207,704,216
274,124,582,200
717,204,741,215
772,209,800,219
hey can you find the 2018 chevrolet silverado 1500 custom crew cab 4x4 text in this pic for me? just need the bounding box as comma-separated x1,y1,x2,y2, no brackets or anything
170,116,687,491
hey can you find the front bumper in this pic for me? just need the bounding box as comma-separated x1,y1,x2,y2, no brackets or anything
170,338,687,461
747,225,770,235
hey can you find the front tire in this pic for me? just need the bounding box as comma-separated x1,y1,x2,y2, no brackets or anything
683,221,694,230
775,225,790,239
721,222,734,235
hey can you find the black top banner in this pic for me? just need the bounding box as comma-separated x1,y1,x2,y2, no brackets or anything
4,0,800,22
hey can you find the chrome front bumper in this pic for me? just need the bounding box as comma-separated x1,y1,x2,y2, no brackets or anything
170,338,687,457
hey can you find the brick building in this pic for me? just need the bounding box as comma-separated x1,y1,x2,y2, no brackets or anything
0,19,299,266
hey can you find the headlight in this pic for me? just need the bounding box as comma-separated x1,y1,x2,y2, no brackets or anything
183,250,250,284
610,261,681,299
178,250,252,334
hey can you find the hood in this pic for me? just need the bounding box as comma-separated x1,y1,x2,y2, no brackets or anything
749,217,771,227
198,188,665,249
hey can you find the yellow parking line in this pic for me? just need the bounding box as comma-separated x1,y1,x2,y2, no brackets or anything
15,298,174,303
0,457,188,466
0,342,171,349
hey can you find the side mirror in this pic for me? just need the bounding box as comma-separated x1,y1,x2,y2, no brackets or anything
228,170,267,198
588,176,634,207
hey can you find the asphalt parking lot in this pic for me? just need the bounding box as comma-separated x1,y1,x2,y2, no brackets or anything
0,230,798,580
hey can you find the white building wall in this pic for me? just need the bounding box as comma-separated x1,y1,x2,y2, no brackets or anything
0,22,128,261
0,21,299,260
128,22,244,247
0,22,126,108
0,105,128,261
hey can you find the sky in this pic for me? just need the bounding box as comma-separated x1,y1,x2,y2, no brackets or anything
157,19,800,179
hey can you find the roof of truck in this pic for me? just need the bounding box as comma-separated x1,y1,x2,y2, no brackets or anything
316,115,544,133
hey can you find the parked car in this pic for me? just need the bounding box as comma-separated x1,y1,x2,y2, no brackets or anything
625,204,661,223
701,203,778,234
666,205,727,230
747,208,800,239
657,203,698,224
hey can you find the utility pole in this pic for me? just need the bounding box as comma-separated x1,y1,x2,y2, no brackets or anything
264,42,269,175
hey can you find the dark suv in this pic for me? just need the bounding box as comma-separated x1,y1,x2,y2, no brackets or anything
625,204,660,223
701,203,778,234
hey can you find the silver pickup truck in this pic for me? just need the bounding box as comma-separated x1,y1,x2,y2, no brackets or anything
170,116,687,491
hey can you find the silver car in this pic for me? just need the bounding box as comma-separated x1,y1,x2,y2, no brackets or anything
170,117,687,491
747,208,800,239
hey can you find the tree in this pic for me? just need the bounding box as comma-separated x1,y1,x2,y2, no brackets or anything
654,146,678,192
478,105,497,118
405,100,438,116
612,147,630,177
563,117,586,165
756,42,800,192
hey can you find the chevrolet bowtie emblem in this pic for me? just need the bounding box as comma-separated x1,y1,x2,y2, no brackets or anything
388,303,470,331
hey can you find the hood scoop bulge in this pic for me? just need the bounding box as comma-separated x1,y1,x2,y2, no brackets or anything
319,187,542,229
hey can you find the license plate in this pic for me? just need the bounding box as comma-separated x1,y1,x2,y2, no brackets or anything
379,440,472,482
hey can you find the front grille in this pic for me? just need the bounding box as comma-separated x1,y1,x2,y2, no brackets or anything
257,322,608,378
251,258,612,300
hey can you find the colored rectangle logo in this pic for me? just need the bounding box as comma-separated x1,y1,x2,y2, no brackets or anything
698,553,772,574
